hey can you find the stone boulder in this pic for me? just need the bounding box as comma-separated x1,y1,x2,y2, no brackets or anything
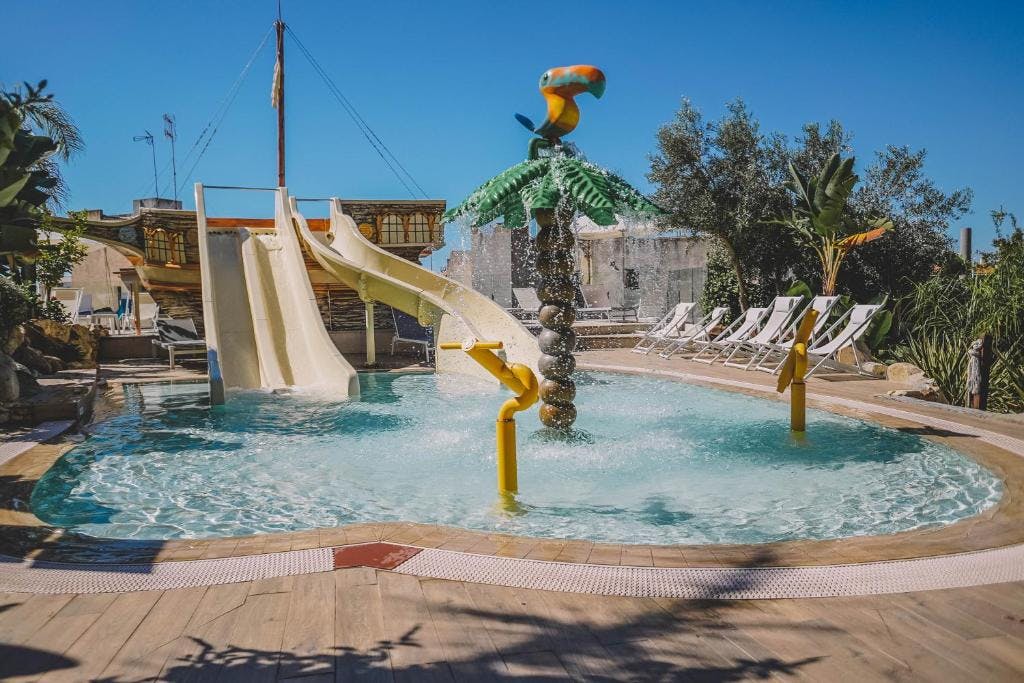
3,324,25,355
24,322,79,362
12,344,51,374
69,324,99,363
886,362,926,384
0,352,19,403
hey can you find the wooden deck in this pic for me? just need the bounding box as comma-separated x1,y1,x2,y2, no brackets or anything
2,571,1023,681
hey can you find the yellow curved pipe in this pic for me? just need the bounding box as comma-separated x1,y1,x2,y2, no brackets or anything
439,339,539,494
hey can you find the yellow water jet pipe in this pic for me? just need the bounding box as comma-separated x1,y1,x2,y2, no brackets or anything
776,309,819,432
439,339,539,494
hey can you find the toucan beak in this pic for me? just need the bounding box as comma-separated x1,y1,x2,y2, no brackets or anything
548,65,606,99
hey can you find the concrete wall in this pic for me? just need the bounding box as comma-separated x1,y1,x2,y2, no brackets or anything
70,240,134,313
470,227,513,306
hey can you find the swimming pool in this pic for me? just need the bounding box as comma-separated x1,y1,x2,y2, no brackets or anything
31,372,1002,544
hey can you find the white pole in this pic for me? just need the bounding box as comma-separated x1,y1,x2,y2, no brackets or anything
365,301,376,366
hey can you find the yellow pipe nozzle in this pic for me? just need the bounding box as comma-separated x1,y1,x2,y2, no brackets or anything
439,337,538,495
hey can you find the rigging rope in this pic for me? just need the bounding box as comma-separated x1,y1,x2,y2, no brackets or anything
172,26,274,197
130,27,273,199
284,25,428,199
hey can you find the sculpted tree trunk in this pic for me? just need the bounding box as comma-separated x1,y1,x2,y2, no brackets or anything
534,208,577,428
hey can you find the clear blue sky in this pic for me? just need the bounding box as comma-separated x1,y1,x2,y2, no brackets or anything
6,0,1022,267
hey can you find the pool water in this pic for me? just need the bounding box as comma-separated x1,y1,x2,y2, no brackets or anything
32,372,1002,544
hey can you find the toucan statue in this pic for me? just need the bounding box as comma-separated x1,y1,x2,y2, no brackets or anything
515,65,606,140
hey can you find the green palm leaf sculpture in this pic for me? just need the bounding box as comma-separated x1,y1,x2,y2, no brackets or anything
446,141,662,429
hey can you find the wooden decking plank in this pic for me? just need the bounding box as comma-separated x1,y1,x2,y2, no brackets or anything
501,650,571,678
460,582,552,658
334,568,393,682
277,571,335,679
97,586,206,682
0,594,74,645
970,634,1024,672
155,581,251,682
419,578,508,680
38,589,162,683
216,583,292,683
534,590,632,680
376,570,447,670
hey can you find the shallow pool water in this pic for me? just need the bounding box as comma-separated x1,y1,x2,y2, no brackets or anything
32,372,1002,543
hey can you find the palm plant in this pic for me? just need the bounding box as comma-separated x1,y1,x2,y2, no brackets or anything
445,141,661,428
774,153,892,296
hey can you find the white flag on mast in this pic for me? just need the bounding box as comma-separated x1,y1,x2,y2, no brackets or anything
270,57,282,108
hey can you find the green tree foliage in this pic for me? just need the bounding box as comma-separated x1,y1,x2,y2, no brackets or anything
887,226,1024,412
648,99,785,311
648,101,973,313
35,210,88,300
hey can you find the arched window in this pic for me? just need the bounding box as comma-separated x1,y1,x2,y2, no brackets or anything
379,214,405,244
169,232,187,263
408,213,431,243
144,228,187,264
145,229,170,262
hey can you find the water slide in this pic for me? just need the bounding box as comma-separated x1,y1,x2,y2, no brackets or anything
290,197,541,383
196,186,361,403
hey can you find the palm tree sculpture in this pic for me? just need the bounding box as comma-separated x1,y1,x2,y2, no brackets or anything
445,66,662,429
775,153,892,296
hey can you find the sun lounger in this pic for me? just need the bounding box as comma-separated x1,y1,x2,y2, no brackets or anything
753,295,840,374
512,288,542,320
632,302,696,354
720,296,804,370
391,309,434,362
49,287,83,324
658,306,729,358
804,303,885,377
152,318,206,369
690,306,768,364
579,287,613,320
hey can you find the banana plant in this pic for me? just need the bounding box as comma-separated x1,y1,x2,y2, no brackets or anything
1,82,61,262
774,153,892,296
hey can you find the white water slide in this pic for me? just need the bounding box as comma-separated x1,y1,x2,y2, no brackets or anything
196,185,540,403
290,197,540,383
196,185,361,403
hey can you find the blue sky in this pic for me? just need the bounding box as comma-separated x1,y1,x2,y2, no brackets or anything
6,1,1022,267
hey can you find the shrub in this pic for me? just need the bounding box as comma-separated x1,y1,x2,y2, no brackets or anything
0,276,35,340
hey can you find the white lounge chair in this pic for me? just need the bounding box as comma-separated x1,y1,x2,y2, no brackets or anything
690,306,768,364
659,306,729,358
49,287,83,324
805,303,885,378
632,302,696,354
512,287,542,320
721,296,804,369
579,288,612,320
753,295,840,374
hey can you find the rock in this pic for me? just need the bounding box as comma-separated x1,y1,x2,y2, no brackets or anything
42,355,67,372
33,319,71,344
887,375,949,404
0,352,19,402
24,322,80,362
861,361,888,378
886,362,926,384
836,340,874,367
3,324,25,355
66,360,97,370
68,324,99,361
12,344,51,374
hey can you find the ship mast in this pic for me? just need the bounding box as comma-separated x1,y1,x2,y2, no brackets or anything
275,2,286,187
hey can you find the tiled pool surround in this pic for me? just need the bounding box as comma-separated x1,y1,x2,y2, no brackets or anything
2,361,1023,597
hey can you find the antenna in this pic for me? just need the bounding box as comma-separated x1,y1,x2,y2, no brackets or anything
163,113,178,202
132,130,158,197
